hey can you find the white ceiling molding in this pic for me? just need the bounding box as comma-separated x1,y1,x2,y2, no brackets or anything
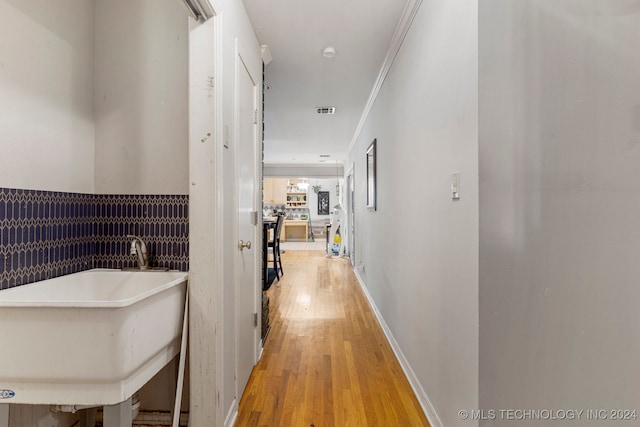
261,44,273,65
179,0,215,20
346,0,423,155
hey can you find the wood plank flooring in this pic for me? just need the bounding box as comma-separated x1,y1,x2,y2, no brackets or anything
236,250,429,427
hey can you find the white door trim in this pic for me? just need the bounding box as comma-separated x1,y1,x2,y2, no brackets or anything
345,162,355,266
187,4,224,426
212,10,224,426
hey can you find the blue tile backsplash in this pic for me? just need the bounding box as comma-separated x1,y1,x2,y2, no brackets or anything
0,188,189,290
94,194,189,272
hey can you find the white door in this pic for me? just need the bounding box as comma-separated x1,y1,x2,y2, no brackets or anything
236,52,259,398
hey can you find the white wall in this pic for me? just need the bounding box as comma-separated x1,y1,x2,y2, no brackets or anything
307,178,339,222
479,1,640,423
0,0,95,193
347,1,478,426
264,164,343,178
94,0,188,194
0,0,188,195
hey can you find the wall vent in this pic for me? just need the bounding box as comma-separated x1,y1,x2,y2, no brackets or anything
316,107,336,115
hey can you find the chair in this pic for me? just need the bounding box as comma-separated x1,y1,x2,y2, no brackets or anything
267,214,285,280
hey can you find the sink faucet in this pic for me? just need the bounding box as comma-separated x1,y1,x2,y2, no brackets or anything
126,235,149,270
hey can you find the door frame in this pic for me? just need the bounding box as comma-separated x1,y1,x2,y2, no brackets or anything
233,38,262,403
345,163,355,266
186,1,224,425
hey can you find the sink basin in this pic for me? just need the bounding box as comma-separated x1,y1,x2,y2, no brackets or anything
120,266,170,272
0,269,187,406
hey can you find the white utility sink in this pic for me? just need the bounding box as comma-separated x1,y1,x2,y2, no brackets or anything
0,269,188,426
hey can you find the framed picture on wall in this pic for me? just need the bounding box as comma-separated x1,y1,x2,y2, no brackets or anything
318,191,330,215
366,139,377,211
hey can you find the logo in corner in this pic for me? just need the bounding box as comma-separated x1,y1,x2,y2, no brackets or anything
0,390,15,399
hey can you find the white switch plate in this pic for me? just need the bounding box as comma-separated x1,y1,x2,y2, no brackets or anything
451,172,460,200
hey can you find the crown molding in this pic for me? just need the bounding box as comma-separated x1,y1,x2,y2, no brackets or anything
346,0,423,155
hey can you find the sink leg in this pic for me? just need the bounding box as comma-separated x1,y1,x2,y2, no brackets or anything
103,397,132,427
79,407,98,427
0,404,8,427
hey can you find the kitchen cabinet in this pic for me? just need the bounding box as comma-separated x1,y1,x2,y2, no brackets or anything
283,220,308,242
263,178,288,204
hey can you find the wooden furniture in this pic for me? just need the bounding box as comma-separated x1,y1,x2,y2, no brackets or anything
263,178,288,204
267,215,284,280
286,192,307,207
262,218,277,290
263,178,309,208
283,220,308,242
286,180,308,207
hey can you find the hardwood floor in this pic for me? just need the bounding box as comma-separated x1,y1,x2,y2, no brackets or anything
236,250,429,426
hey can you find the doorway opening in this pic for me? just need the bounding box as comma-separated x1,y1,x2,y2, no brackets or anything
262,177,344,252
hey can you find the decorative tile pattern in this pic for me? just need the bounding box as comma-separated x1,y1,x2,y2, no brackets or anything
0,189,94,289
0,188,189,290
94,194,189,272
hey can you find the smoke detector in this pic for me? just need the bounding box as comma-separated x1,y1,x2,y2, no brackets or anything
322,47,336,58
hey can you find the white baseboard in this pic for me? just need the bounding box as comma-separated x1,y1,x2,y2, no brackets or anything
225,339,262,427
258,340,264,360
224,399,237,427
353,269,443,427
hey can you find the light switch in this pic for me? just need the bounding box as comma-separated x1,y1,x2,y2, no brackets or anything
451,172,460,200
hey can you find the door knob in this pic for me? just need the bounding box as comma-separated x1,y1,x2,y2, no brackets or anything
238,240,252,251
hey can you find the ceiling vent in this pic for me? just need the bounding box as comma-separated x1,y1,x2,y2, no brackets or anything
316,107,336,115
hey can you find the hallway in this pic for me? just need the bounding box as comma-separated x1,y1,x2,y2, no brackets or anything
237,250,429,426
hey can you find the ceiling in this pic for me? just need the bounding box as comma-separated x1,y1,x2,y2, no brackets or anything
242,0,408,166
